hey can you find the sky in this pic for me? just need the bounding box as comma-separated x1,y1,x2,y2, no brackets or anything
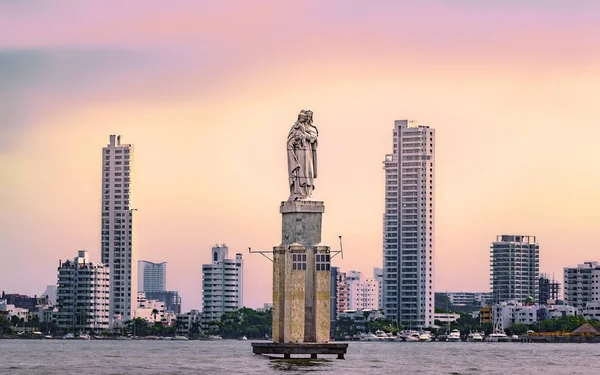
2,0,600,311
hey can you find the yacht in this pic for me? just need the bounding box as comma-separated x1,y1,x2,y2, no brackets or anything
485,331,510,342
397,331,420,342
172,335,189,341
207,335,222,340
419,331,432,342
447,329,461,342
375,330,394,341
359,333,380,341
467,331,483,342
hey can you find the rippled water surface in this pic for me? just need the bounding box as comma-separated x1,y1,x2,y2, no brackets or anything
1,340,599,374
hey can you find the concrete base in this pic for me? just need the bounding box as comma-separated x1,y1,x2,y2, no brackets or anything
251,342,348,359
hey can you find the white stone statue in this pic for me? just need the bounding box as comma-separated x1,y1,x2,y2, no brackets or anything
287,109,318,200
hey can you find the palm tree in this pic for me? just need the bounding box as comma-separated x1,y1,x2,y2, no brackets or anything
151,309,159,323
174,319,184,336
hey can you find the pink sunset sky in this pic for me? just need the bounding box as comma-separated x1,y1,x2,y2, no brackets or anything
2,1,600,310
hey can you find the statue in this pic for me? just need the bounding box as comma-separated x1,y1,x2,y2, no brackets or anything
287,109,318,200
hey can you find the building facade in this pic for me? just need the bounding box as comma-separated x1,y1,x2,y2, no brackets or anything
138,261,167,293
445,292,493,307
101,135,137,325
144,291,182,314
346,270,379,311
330,266,339,335
374,267,384,310
538,273,560,305
336,271,348,315
564,261,600,309
201,244,243,327
383,120,435,327
56,250,110,331
490,235,539,304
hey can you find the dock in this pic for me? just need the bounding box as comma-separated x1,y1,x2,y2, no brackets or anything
251,342,349,359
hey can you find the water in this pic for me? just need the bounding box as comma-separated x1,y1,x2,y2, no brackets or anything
1,340,599,374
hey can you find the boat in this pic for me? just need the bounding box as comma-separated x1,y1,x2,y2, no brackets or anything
447,329,461,342
239,336,248,341
419,331,432,342
485,331,510,342
77,334,90,340
172,335,189,341
207,335,222,340
375,330,394,341
359,333,379,341
63,333,76,340
396,331,420,342
467,331,483,342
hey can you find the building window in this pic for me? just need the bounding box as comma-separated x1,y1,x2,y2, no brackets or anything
292,253,307,271
316,253,330,271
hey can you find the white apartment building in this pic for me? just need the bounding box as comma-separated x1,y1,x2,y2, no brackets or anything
346,270,379,311
446,292,493,307
201,244,243,327
374,267,384,310
490,235,539,304
56,250,110,331
101,135,137,326
336,271,349,315
492,300,537,330
0,300,29,322
383,120,435,327
138,261,167,293
135,292,166,323
564,261,600,309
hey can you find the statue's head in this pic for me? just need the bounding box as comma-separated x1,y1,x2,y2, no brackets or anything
304,109,313,124
297,111,307,122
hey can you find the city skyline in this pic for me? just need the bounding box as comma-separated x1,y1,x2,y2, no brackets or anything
3,1,600,311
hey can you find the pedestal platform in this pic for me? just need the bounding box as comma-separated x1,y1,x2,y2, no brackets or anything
251,342,348,359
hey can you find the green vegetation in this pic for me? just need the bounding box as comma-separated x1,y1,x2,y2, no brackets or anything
215,307,272,339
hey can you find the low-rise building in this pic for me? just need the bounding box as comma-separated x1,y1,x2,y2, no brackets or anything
176,309,202,336
434,313,461,323
135,292,166,324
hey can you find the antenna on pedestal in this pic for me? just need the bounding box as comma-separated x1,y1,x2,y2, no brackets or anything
248,247,273,262
331,235,344,259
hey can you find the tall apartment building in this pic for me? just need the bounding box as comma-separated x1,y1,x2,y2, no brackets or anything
56,250,110,331
490,235,539,304
382,120,435,327
564,261,600,309
101,135,137,325
138,261,167,293
374,267,384,310
336,271,349,315
346,270,379,310
201,244,243,327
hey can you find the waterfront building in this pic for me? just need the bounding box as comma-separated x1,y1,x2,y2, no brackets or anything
337,309,384,332
138,261,167,293
374,267,384,310
0,300,29,322
444,292,493,307
492,300,538,330
336,271,348,315
490,235,539,304
56,250,110,331
101,135,137,326
433,312,460,323
144,291,182,314
201,244,243,328
564,261,600,309
176,309,202,336
382,119,435,328
538,273,560,305
346,271,379,311
135,292,165,323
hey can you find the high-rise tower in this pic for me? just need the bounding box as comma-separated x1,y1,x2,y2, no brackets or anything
382,120,435,328
101,135,137,326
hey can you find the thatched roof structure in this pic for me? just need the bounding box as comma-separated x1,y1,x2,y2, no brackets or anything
571,323,599,335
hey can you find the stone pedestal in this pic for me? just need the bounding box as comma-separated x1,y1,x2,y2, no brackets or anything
272,200,330,344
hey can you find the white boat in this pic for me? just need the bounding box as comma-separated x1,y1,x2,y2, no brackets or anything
239,336,248,341
419,331,432,342
359,333,380,341
172,335,189,341
485,331,510,342
63,333,76,340
207,335,222,340
375,330,394,341
77,334,90,340
447,329,461,342
467,331,483,342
